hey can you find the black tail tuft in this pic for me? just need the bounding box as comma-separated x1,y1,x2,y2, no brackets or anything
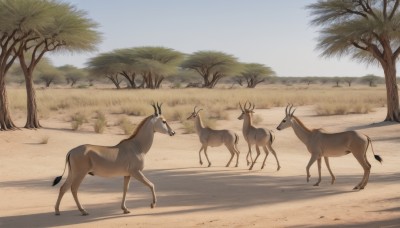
52,176,62,186
374,155,383,163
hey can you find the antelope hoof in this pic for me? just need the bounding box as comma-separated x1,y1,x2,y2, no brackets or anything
277,166,281,171
208,163,211,167
55,211,60,216
313,183,319,186
200,161,203,165
307,175,311,182
81,210,89,216
151,203,156,208
123,209,130,214
261,165,265,169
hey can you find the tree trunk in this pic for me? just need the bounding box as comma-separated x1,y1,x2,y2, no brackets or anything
0,76,17,130
382,63,400,121
24,75,41,128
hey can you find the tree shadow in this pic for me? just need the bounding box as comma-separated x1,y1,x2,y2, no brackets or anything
0,169,399,227
345,121,398,131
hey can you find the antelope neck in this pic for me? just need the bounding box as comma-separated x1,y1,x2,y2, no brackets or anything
243,113,253,133
290,116,311,145
195,114,205,132
128,118,155,154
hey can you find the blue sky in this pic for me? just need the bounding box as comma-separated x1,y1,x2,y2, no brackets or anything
49,0,385,77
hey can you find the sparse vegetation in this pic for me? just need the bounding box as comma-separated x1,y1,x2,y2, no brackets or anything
39,135,49,144
7,86,387,126
94,111,107,133
70,112,88,131
118,116,135,135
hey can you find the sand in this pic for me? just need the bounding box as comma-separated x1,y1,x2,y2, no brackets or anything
0,106,399,227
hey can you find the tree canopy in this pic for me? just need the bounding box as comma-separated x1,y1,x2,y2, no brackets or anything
181,51,241,88
308,0,400,121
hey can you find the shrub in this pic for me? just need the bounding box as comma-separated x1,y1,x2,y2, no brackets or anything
71,112,88,130
118,116,135,135
94,111,107,133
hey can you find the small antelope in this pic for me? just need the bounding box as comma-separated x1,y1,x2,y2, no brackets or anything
276,104,382,190
187,106,240,167
52,103,175,215
238,102,281,171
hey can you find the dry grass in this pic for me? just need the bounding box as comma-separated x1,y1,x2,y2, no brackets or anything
93,111,107,133
7,86,387,123
117,116,135,135
70,112,88,131
39,135,49,144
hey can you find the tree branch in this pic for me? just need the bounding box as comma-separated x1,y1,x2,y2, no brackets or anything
392,45,400,59
389,0,400,19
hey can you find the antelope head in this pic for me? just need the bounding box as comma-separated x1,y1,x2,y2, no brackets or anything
276,104,296,131
238,101,255,120
151,102,175,136
186,106,203,120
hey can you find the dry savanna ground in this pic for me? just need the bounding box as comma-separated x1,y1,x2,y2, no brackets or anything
1,85,399,227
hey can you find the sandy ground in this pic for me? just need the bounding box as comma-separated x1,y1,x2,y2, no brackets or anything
0,106,399,228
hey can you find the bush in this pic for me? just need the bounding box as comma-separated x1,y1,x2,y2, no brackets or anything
118,116,135,135
71,112,88,130
94,111,107,133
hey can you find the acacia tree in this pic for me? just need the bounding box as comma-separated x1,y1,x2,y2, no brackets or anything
113,49,142,88
58,65,86,87
15,1,100,128
308,0,400,121
181,51,241,88
132,46,183,89
0,0,38,130
343,76,356,87
361,74,382,87
87,53,124,89
240,63,275,88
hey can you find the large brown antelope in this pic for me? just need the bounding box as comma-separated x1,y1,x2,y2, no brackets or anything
52,103,175,215
238,102,281,171
276,104,382,190
187,106,240,167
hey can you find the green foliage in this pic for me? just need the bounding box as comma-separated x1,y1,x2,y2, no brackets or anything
181,51,242,88
307,0,400,65
240,63,275,88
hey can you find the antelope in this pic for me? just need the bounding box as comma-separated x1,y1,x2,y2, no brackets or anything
238,102,281,171
276,104,382,190
52,103,175,216
187,106,240,167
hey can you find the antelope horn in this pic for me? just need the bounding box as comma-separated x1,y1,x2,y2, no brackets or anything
239,102,244,111
285,104,290,115
157,102,163,115
288,103,294,115
250,103,255,111
194,105,198,113
244,101,250,110
196,108,203,114
290,106,296,116
151,102,158,116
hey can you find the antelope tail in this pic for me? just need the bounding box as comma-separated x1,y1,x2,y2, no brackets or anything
366,136,382,163
52,152,71,186
270,130,276,144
